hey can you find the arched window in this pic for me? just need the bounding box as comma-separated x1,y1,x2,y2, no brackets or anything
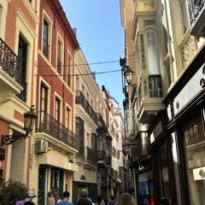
145,28,160,75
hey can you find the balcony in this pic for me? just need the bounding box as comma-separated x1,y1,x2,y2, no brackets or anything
36,112,79,150
0,38,24,95
75,90,97,123
96,113,106,127
97,150,107,165
190,0,205,38
87,147,97,165
137,74,164,124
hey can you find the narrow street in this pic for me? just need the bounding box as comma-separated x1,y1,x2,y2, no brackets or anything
0,0,205,205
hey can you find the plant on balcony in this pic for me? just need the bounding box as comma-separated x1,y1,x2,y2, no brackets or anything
0,180,27,205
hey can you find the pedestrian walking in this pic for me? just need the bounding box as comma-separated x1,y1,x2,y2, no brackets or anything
16,190,36,205
56,191,73,205
24,202,35,205
76,189,94,205
115,193,136,205
97,196,102,205
108,195,115,205
99,199,105,205
47,191,55,205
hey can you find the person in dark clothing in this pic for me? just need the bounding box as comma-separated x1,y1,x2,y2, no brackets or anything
24,202,35,205
77,189,94,205
108,196,115,205
77,198,92,205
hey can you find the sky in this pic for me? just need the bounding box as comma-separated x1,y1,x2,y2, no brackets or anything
60,0,124,108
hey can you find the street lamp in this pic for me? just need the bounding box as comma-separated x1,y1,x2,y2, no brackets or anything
1,105,37,146
120,58,133,92
124,66,133,85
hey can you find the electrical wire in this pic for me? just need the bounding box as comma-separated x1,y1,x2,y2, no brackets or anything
37,69,122,77
36,54,135,68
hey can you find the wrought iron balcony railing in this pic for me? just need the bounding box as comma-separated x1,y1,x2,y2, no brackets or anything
97,150,107,163
75,90,97,123
148,75,162,97
96,113,106,127
0,38,23,85
36,111,79,150
188,0,205,24
87,146,97,164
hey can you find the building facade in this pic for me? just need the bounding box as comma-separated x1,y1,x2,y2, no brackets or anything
121,0,205,205
30,0,79,204
73,49,99,203
107,94,125,196
0,0,38,186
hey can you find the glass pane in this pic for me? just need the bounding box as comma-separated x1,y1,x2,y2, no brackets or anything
138,171,154,205
184,118,205,205
158,143,171,202
146,30,159,75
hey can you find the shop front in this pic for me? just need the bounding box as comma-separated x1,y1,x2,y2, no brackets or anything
164,47,205,205
136,161,154,205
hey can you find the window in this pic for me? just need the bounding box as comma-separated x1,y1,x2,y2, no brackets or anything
145,29,159,75
57,39,63,74
40,84,48,122
65,107,71,129
43,18,49,58
82,85,85,94
51,169,59,188
55,97,61,122
180,0,190,32
183,116,205,205
76,76,79,90
18,35,28,101
66,56,71,86
40,84,48,113
180,0,205,32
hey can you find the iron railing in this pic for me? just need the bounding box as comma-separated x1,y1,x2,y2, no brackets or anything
36,111,79,150
188,0,205,23
87,147,97,164
97,150,107,163
148,75,162,97
96,113,106,127
0,38,22,84
75,90,97,123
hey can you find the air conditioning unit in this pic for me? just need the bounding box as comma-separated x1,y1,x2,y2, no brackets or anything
35,140,48,154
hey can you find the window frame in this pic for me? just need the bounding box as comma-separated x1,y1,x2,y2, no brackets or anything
66,54,71,87
41,11,53,61
144,26,160,75
56,33,64,75
54,92,62,123
65,104,72,130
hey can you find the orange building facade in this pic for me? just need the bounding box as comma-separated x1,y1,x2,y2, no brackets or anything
0,0,38,186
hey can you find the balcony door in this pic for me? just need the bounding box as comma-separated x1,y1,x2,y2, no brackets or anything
40,84,48,129
18,35,28,101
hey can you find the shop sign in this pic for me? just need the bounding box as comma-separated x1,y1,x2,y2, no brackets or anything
193,166,205,180
174,63,205,116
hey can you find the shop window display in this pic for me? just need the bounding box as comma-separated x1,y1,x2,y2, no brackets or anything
183,117,205,205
